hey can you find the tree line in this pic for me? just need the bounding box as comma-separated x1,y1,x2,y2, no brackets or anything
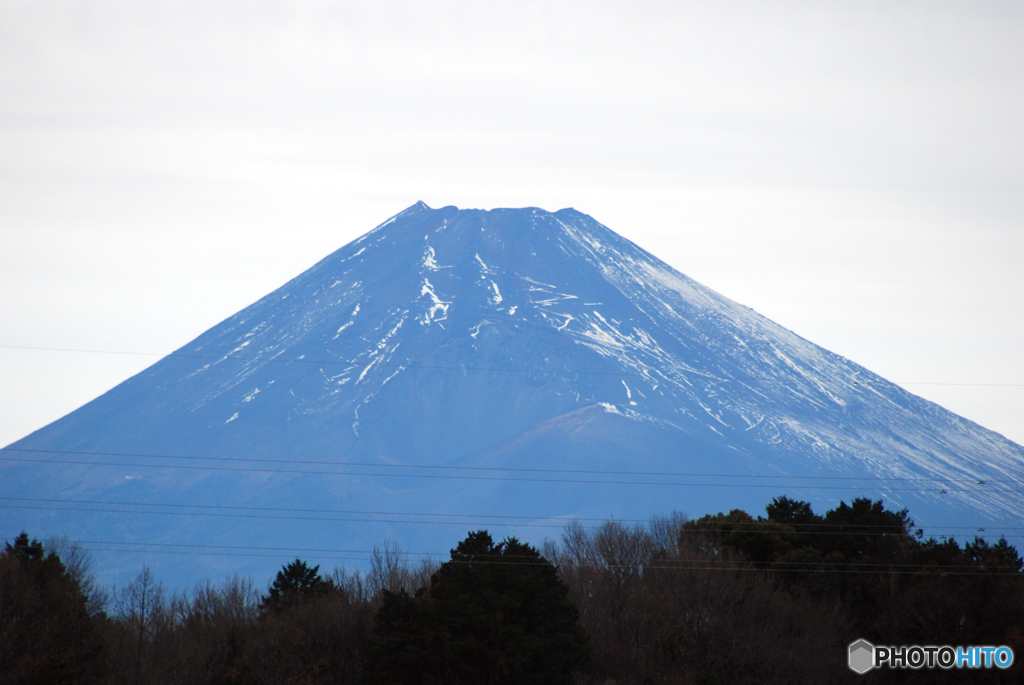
2,496,1023,684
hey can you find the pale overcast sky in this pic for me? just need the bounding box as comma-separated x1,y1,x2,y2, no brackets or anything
2,0,1022,446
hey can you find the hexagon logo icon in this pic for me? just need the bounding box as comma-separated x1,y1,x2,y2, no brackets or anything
849,639,874,674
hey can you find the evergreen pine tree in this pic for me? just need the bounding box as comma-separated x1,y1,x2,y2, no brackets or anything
0,532,105,684
373,530,590,685
261,558,332,611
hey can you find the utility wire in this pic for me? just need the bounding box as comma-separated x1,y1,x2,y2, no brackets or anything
0,502,585,530
2,344,1022,387
4,537,1021,576
5,447,1019,485
3,455,1020,494
10,529,1023,572
1,497,1017,533
17,537,1024,568
25,546,1024,574
0,503,835,531
3,502,1021,538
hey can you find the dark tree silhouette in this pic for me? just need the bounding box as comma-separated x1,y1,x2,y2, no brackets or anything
765,494,817,526
0,532,105,685
373,530,590,685
261,558,332,612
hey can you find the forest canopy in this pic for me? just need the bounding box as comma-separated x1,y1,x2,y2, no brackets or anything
3,497,1022,684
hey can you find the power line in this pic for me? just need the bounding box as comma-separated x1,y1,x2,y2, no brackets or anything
20,537,1024,567
2,496,1017,532
26,546,1024,574
1,496,601,523
0,503,579,529
3,454,1020,494
4,536,1021,576
0,503,835,532
6,447,1019,485
3,500,1020,538
2,344,1022,387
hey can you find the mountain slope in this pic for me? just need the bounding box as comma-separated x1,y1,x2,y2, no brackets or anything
4,202,1023,586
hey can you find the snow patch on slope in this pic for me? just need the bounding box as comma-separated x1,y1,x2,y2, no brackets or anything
419,279,450,324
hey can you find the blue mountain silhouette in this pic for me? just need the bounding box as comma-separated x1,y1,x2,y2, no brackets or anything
5,202,1022,587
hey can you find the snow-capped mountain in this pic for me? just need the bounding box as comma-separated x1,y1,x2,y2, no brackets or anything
4,202,1023,587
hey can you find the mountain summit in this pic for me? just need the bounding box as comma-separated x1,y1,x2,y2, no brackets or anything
5,203,1023,586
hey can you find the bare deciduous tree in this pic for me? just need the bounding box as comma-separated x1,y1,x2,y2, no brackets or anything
46,535,108,616
548,515,850,684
